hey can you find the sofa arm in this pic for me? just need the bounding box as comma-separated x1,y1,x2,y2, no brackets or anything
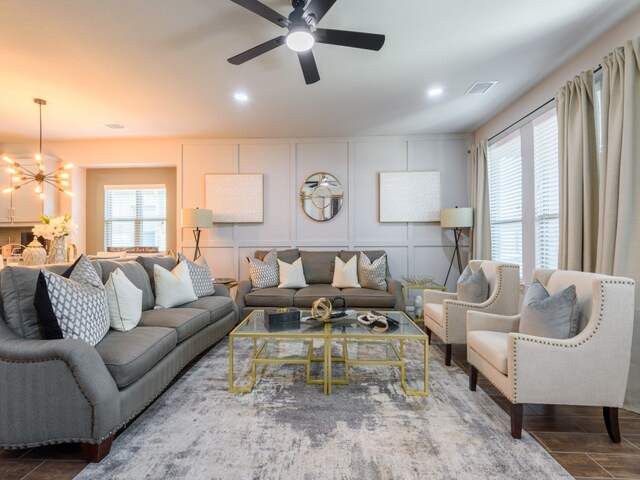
466,311,520,334
387,279,405,311
0,337,121,448
212,284,231,298
234,280,253,310
424,290,457,304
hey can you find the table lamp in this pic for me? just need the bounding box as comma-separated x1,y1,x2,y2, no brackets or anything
440,207,474,285
181,208,213,260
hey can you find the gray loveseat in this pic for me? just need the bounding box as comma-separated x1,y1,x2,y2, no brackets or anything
236,249,405,318
0,255,238,461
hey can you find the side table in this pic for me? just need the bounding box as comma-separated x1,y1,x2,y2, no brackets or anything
402,281,447,321
214,277,238,292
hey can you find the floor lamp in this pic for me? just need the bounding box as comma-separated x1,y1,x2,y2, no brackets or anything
181,208,213,260
441,207,474,286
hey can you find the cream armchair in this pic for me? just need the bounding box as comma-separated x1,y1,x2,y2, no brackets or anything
423,260,520,366
467,269,635,440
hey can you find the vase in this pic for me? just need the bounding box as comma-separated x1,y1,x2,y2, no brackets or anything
23,238,47,266
47,236,68,264
414,295,424,318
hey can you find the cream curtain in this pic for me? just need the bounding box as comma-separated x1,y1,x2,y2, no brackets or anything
556,72,599,271
469,141,491,260
596,38,640,413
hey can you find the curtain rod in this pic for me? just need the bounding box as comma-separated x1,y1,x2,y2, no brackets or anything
476,63,604,147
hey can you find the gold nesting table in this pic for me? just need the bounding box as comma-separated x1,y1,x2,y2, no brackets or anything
229,310,429,396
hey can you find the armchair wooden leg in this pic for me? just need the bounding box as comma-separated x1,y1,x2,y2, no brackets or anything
425,327,432,344
469,366,478,391
444,344,452,366
82,434,115,462
603,407,621,443
510,403,523,439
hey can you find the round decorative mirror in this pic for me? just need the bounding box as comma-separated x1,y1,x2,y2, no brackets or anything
300,172,344,222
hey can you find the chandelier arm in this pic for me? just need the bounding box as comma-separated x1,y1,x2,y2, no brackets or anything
18,166,37,176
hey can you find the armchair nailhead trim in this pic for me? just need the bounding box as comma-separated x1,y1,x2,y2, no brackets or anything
511,279,634,403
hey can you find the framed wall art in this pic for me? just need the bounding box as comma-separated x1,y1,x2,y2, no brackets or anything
205,173,264,223
379,171,441,222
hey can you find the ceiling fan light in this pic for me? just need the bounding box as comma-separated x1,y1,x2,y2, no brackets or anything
286,30,314,52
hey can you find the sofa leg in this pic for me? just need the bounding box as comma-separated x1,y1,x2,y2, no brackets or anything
82,435,114,462
510,403,523,439
603,407,621,443
444,344,452,366
469,366,478,391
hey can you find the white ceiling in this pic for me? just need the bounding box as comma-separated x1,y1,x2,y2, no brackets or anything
1,0,639,142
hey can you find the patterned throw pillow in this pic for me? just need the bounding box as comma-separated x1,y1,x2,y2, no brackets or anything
34,255,110,346
178,253,215,297
248,249,279,290
358,252,387,291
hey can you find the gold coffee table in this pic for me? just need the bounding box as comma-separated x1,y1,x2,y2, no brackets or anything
229,310,429,396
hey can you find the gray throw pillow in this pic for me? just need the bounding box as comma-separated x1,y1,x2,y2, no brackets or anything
520,279,579,339
248,249,279,290
457,266,489,303
178,253,215,297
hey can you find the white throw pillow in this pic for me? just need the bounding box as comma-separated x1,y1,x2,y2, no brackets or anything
105,268,143,332
277,258,308,289
332,256,360,288
154,262,197,308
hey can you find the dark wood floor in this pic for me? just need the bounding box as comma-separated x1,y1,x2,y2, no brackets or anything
1,342,638,480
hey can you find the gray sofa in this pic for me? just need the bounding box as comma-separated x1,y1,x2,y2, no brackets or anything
236,249,405,318
0,255,238,461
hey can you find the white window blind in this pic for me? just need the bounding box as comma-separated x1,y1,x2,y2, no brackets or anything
488,131,523,270
104,185,167,252
533,109,559,269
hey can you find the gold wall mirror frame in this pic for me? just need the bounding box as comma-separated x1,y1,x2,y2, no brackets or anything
300,172,344,222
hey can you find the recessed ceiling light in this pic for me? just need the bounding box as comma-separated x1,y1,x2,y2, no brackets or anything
234,92,249,102
428,88,443,97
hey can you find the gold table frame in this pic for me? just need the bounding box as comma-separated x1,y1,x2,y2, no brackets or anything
229,311,429,396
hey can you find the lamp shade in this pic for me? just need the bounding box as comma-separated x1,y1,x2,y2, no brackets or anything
181,208,213,228
440,207,473,228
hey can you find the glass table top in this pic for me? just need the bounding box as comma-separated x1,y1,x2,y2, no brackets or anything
233,310,426,338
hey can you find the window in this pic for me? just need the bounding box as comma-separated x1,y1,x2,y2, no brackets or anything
533,109,559,269
488,131,523,270
104,185,167,252
488,107,559,281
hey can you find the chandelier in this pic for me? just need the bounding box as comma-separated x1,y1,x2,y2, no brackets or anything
2,98,73,200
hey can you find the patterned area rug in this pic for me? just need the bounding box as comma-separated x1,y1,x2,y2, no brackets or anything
76,338,570,480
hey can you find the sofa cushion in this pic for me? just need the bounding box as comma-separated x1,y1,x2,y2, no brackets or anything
293,285,342,308
100,260,154,311
468,331,509,375
136,255,177,294
95,326,177,388
254,248,300,264
179,296,235,324
0,262,100,340
424,303,444,326
245,287,296,307
340,288,396,308
300,251,336,284
138,308,209,343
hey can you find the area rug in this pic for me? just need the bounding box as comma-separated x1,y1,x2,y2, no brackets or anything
76,338,570,480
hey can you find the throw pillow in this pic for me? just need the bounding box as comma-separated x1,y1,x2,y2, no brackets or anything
34,255,110,346
178,253,215,297
105,268,143,332
457,266,489,303
332,256,360,288
154,262,197,308
248,249,279,290
520,279,579,339
358,252,387,291
277,258,308,289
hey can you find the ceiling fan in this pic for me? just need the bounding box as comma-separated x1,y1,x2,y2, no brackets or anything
227,0,385,84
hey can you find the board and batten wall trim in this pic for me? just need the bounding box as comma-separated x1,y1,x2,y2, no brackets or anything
180,135,473,292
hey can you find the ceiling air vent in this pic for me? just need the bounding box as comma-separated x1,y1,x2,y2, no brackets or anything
465,81,498,95
104,123,125,129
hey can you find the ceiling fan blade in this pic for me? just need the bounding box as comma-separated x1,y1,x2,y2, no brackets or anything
303,0,338,24
229,0,290,28
297,50,320,85
227,36,286,65
315,28,385,51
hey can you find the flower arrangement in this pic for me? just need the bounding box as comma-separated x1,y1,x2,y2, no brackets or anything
32,214,78,240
